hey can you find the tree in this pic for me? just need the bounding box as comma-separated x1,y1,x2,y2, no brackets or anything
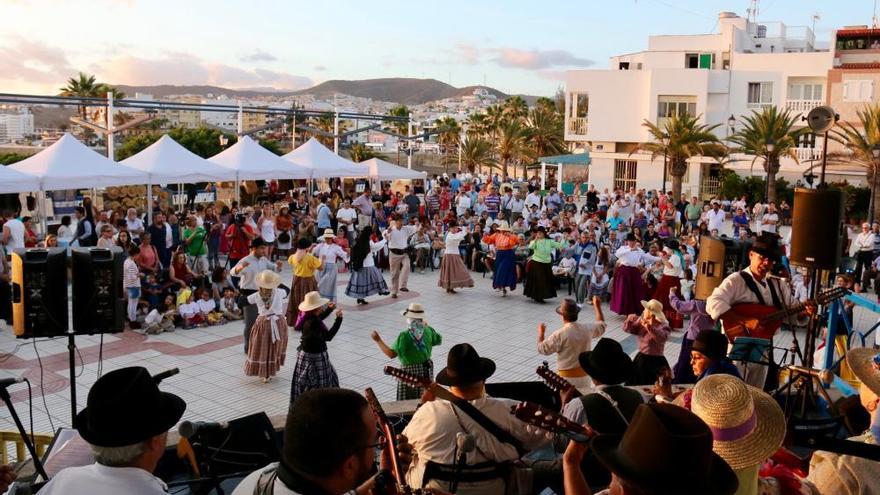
502,96,528,121
259,139,283,156
59,72,99,119
460,137,495,174
495,119,532,179
347,143,381,162
116,133,160,160
525,106,565,159
727,106,808,204
435,116,461,173
387,104,410,136
639,114,725,200
0,152,30,165
832,104,880,222
116,127,237,160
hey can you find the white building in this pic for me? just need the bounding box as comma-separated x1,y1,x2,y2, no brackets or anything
564,11,834,198
0,107,35,143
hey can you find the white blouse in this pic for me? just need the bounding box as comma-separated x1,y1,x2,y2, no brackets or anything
614,245,645,267
362,239,386,268
662,251,684,277
444,230,466,255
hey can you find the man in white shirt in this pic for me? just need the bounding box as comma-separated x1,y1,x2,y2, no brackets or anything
761,202,779,234
705,201,725,233
455,190,472,217
1,210,25,250
524,189,542,212
536,297,606,394
125,208,145,241
232,238,283,353
335,198,357,246
40,367,186,495
854,222,876,287
384,216,416,298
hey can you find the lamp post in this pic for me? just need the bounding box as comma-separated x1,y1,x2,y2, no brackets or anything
661,132,669,194
727,114,736,136
871,144,880,224
219,134,229,148
765,139,776,202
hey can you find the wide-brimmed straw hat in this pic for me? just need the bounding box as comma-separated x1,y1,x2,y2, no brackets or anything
436,343,496,387
322,228,335,239
401,302,426,319
298,291,330,312
688,374,785,470
256,270,282,290
496,220,512,232
640,299,668,324
847,347,880,396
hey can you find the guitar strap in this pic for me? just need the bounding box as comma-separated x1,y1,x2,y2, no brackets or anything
738,271,782,309
449,398,527,457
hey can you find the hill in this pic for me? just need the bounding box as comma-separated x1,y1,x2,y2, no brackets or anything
115,78,539,105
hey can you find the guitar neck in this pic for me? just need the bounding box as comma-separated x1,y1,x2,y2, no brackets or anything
384,366,459,403
364,388,404,486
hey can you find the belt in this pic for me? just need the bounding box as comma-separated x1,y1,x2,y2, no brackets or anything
558,367,588,378
390,248,407,255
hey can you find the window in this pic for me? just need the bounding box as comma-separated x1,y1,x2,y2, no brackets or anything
619,62,630,70
657,96,697,120
843,80,874,102
797,133,817,148
614,159,638,191
788,83,823,101
747,82,774,107
685,53,713,69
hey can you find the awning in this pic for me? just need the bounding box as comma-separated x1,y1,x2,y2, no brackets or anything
120,134,233,183
358,158,427,180
537,152,590,165
283,137,366,179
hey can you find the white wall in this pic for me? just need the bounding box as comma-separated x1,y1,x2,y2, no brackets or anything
566,70,651,143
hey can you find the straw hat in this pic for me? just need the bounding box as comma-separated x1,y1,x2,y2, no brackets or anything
847,347,880,396
256,270,282,290
689,374,786,470
298,291,329,312
640,299,668,324
401,302,426,319
496,220,512,232
322,228,335,239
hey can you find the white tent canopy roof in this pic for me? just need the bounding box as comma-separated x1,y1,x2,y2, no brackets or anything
120,134,232,184
210,135,310,180
0,163,40,194
9,133,147,191
283,137,365,179
359,158,427,181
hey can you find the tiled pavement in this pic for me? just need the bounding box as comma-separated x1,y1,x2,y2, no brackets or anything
2,223,878,448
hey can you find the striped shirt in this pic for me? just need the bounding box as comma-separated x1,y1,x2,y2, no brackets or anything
484,194,501,213
123,258,140,288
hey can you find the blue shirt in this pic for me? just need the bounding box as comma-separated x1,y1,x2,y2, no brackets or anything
316,203,332,229
450,178,461,193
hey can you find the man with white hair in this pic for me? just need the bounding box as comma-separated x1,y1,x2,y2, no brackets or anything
854,222,876,288
125,208,144,241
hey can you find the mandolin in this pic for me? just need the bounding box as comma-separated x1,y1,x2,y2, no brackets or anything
720,286,847,342
510,401,595,443
536,362,582,399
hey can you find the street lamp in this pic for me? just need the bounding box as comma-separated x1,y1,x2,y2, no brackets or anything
727,114,736,136
661,132,669,194
871,144,880,223
219,134,229,147
764,140,776,202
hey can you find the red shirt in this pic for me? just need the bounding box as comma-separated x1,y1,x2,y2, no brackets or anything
225,224,254,259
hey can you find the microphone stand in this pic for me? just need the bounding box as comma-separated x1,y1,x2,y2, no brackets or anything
448,444,463,495
0,385,49,481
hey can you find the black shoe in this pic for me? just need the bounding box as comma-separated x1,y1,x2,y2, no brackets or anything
379,291,390,296
400,287,410,292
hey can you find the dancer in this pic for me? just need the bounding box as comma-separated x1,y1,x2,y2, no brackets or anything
524,226,565,303
437,221,474,294
652,239,684,328
345,226,389,305
243,271,289,383
623,299,671,385
286,238,322,326
481,220,521,296
370,302,443,400
312,229,349,302
290,291,343,403
611,233,648,315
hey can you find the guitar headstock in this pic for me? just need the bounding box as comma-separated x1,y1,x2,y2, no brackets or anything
816,286,848,305
510,401,594,443
365,387,390,425
384,365,432,389
536,362,572,393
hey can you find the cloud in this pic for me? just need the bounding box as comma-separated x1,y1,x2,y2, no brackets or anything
491,48,593,70
0,38,75,86
239,49,277,63
94,52,313,90
447,43,481,64
313,65,327,71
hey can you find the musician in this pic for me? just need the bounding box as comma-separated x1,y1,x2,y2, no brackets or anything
403,343,548,494
233,388,415,495
706,233,815,388
40,367,186,495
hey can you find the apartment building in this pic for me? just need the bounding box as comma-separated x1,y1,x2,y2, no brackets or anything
0,107,35,143
564,11,837,197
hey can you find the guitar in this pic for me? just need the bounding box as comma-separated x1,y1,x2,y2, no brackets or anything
536,362,582,399
365,387,408,493
720,286,848,342
384,366,459,403
510,401,595,443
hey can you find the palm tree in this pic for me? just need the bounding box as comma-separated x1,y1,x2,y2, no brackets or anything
59,72,99,119
435,116,461,173
502,96,528,121
465,112,491,139
96,83,126,100
348,143,381,162
640,114,725,200
496,120,532,179
525,106,565,160
728,106,809,203
460,137,495,174
832,104,880,221
387,104,410,136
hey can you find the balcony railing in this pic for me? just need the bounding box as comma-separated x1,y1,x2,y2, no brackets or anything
701,176,721,198
746,102,773,110
786,99,823,113
567,117,588,136
795,147,823,162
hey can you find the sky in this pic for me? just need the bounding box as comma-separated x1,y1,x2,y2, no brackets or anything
0,0,875,97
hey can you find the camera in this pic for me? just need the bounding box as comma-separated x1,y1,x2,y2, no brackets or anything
234,213,246,226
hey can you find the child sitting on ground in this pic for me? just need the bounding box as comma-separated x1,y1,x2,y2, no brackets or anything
143,273,163,309
142,300,176,335
177,289,205,329
196,288,224,325
553,251,577,277
219,286,243,321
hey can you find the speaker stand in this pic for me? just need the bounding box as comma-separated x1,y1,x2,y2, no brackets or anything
67,331,77,425
0,386,49,481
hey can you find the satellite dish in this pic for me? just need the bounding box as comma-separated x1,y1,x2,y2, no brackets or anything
806,106,839,133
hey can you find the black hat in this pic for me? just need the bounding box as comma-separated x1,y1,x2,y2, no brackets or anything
591,403,739,495
578,338,634,385
625,233,637,242
664,239,680,252
749,233,781,261
250,237,266,248
436,343,496,387
75,367,186,447
692,330,729,362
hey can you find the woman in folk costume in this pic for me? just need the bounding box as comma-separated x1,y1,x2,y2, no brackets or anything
524,226,566,303
345,226,389,305
437,221,474,294
243,271,289,383
286,237,322,326
370,302,443,400
623,298,671,386
652,238,685,328
289,291,344,404
482,220,521,296
611,233,648,315
312,228,349,302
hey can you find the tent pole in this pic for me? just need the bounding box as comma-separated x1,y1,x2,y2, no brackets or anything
557,162,563,192
407,113,413,170
39,189,47,241
541,162,546,191
235,174,241,206
147,181,154,225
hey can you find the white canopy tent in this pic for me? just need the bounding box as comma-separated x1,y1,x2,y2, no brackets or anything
210,135,311,202
283,137,365,179
0,165,40,194
120,134,234,223
359,158,427,181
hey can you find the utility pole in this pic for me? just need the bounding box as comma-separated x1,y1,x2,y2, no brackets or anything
407,112,413,170
333,109,339,155
237,101,244,136
106,91,115,160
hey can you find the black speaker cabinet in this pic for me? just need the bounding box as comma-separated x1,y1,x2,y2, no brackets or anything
790,188,845,269
11,248,69,338
72,247,125,334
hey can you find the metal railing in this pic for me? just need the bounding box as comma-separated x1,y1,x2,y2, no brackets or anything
795,147,823,162
786,99,823,113
567,117,588,135
701,176,721,197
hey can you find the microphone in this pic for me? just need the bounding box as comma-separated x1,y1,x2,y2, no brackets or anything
0,377,25,388
178,420,228,439
449,433,475,494
787,365,834,385
152,368,180,384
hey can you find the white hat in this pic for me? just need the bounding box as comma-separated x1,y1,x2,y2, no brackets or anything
256,270,281,290
496,220,512,232
640,299,668,324
298,291,330,312
401,302,426,319
322,228,335,238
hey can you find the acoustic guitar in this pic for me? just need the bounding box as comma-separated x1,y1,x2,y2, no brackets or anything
536,362,582,399
383,366,459,403
720,286,847,342
510,401,595,444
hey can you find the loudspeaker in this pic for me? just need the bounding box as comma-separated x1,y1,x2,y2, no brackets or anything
11,248,69,338
790,188,845,269
71,247,124,334
695,236,748,300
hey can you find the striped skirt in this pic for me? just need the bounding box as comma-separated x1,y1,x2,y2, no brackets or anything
345,266,388,299
289,350,339,404
316,263,338,301
397,359,433,401
243,315,288,379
